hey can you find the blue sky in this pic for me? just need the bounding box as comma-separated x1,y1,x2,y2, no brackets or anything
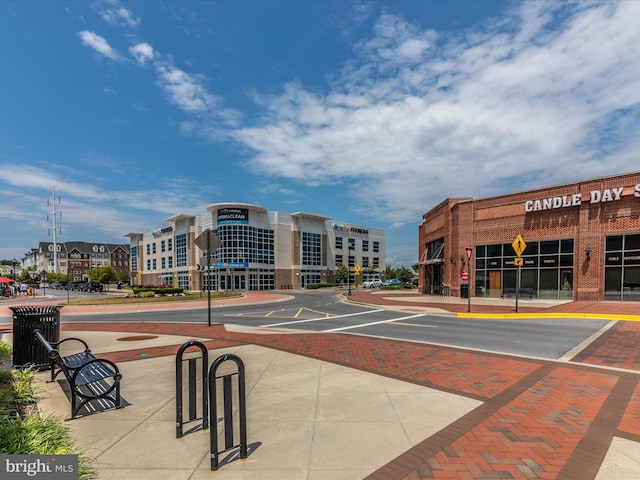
1,1,639,267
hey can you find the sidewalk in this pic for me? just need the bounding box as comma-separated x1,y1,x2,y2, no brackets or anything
1,291,640,479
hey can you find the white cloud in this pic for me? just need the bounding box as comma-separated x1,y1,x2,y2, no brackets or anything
231,1,640,224
96,0,140,28
129,42,154,64
78,30,121,61
154,63,217,113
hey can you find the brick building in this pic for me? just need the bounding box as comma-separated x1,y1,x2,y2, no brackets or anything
418,171,640,302
23,242,130,280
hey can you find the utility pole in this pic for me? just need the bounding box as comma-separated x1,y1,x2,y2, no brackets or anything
47,187,62,273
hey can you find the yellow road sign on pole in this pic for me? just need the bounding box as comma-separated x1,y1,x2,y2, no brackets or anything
514,257,523,266
512,234,527,257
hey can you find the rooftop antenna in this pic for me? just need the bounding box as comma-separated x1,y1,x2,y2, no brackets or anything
47,186,62,273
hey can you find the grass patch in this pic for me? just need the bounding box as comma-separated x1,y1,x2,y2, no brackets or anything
58,291,242,306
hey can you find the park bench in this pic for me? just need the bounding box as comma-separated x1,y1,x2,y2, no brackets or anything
501,288,534,299
34,329,123,419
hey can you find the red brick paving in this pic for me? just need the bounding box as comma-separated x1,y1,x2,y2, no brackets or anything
59,319,640,480
5,291,640,479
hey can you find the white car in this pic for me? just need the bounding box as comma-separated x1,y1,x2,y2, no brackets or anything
363,279,382,288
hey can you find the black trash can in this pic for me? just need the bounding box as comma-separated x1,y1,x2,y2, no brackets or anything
10,305,62,369
460,284,469,299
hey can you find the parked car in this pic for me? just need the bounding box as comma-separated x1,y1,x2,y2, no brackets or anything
68,280,87,291
381,279,402,287
363,279,382,288
86,282,103,292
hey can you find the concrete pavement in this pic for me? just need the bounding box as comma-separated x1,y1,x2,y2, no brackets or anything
1,290,640,479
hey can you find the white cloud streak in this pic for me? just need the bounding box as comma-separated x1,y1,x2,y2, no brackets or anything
96,0,140,28
78,30,121,61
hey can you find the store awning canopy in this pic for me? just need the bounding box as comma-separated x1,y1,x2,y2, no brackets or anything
418,258,445,265
0,277,16,283
417,243,445,265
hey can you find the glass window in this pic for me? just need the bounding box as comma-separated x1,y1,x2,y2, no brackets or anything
362,240,369,252
373,241,380,253
302,232,322,266
607,236,623,251
625,234,640,251
540,240,558,254
487,244,502,257
176,234,187,267
335,237,343,249
560,239,574,253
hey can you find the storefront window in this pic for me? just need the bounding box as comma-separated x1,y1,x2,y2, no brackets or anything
476,239,574,299
605,234,640,301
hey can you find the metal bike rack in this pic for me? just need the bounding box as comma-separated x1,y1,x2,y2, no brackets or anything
209,353,247,470
175,341,209,438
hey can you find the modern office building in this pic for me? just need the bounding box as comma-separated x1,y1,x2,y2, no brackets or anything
418,171,640,302
125,203,385,291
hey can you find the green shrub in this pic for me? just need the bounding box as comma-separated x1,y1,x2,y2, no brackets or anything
0,367,38,418
0,367,95,479
137,290,156,298
0,412,95,479
305,283,334,290
0,341,12,356
132,287,184,295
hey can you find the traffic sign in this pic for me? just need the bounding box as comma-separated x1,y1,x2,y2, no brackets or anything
354,264,361,275
514,257,523,266
194,228,221,253
461,271,469,282
465,247,473,261
512,234,527,257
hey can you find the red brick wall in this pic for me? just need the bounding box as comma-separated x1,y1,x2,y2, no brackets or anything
419,172,640,301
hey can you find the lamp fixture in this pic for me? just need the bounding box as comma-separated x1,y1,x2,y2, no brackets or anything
450,255,454,264
460,255,466,263
585,247,591,261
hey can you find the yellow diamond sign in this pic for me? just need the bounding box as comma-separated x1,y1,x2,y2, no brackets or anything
512,234,527,257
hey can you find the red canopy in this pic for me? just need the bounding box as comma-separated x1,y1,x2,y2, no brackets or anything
0,277,16,283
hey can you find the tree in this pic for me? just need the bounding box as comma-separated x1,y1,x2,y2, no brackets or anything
89,265,118,285
396,266,415,284
334,264,349,285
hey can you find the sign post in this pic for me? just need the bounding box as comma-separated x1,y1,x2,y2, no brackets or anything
511,234,527,313
465,247,473,312
195,229,222,326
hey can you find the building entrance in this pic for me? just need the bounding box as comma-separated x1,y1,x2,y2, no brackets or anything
219,272,246,291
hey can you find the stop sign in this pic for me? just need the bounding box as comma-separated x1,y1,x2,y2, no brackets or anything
461,272,469,282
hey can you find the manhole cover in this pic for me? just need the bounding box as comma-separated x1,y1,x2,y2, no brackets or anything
117,335,159,342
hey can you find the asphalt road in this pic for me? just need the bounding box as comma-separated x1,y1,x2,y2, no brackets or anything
47,290,611,361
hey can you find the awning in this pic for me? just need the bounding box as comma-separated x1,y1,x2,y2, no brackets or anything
0,277,16,283
418,258,445,265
